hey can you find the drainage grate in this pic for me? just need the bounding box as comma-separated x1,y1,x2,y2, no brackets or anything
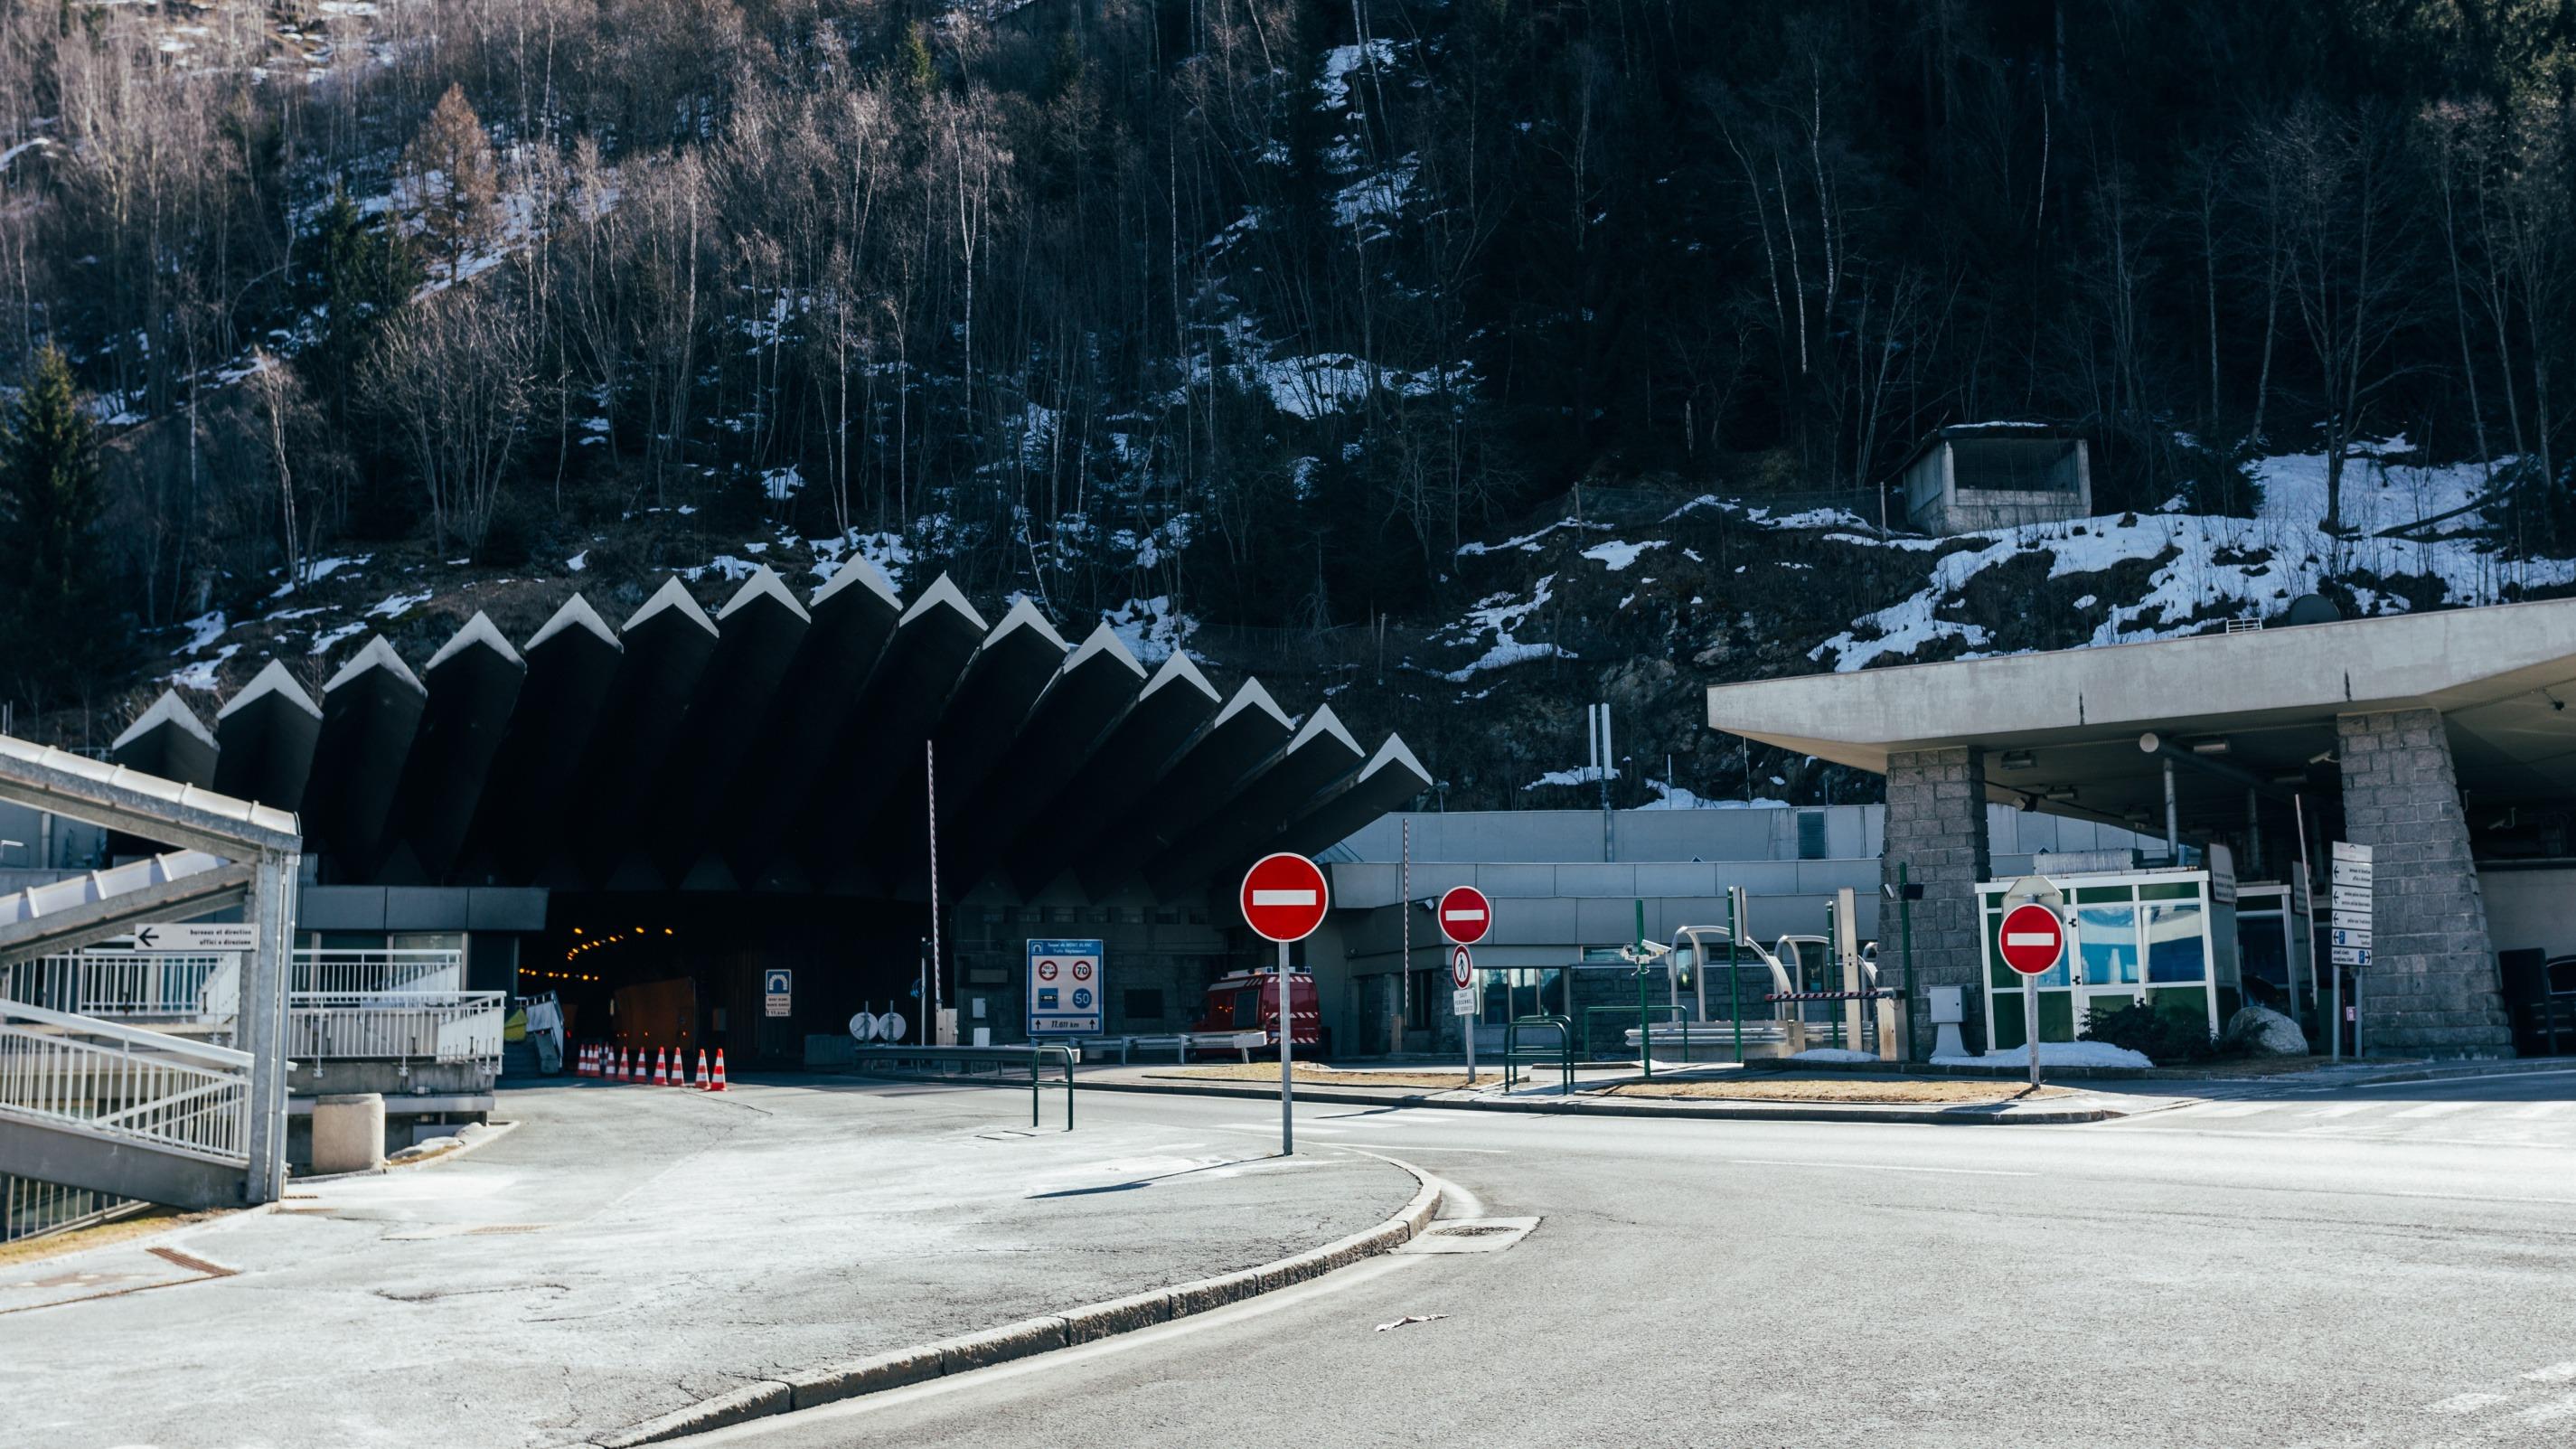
1434,1225,1516,1237
465,1224,552,1236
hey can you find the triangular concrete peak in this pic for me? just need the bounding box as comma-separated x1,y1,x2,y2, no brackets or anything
217,659,321,722
425,611,527,673
984,596,1070,653
899,573,990,633
113,691,218,754
1138,648,1220,703
625,577,719,636
809,550,900,612
324,635,426,696
1358,732,1431,785
1212,675,1292,729
1284,701,1363,757
718,564,811,624
1064,623,1148,680
527,593,623,653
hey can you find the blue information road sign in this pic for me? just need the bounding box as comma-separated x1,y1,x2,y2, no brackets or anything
1027,938,1105,1037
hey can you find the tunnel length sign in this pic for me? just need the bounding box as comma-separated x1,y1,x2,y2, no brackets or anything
1026,938,1105,1037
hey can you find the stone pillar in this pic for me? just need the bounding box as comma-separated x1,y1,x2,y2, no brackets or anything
1881,747,1992,1058
2335,710,2514,1057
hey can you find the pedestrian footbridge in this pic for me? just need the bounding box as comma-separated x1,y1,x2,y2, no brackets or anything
0,735,302,1236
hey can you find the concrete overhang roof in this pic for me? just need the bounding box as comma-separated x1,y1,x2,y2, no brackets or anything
1706,598,2576,827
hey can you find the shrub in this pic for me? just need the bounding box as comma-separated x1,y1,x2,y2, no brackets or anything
2081,1000,2218,1064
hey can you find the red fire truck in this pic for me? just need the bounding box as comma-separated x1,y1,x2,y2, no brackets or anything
1196,966,1321,1051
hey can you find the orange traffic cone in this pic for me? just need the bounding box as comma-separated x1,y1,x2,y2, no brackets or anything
617,1047,631,1083
584,1043,597,1077
707,1049,729,1091
693,1049,709,1087
651,1048,667,1087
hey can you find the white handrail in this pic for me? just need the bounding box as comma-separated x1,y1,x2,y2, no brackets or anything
0,997,252,1068
0,1003,251,1164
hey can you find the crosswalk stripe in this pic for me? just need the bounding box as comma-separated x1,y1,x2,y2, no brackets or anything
2197,1103,2272,1118
2393,1102,2473,1119
2302,1103,2379,1118
2509,1102,2571,1120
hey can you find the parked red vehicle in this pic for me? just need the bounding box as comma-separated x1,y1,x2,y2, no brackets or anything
1197,967,1321,1051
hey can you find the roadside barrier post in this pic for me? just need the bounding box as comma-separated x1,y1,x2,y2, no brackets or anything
1727,886,1744,1065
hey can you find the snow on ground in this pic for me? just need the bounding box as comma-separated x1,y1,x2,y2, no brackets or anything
309,620,369,655
808,529,914,591
1789,1048,1881,1064
1815,441,2576,672
1435,575,1566,682
366,589,433,619
1315,41,1402,108
1934,1041,2154,1069
1238,352,1462,421
1523,763,1614,791
1579,540,1665,571
1638,779,1789,810
1104,596,1198,664
566,550,588,572
270,554,369,599
171,611,229,655
1456,517,1614,558
675,555,760,584
165,645,240,692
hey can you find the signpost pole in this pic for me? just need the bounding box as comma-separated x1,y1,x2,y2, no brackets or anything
1460,946,1478,1087
1727,886,1744,1066
1278,938,1293,1155
2025,971,2041,1089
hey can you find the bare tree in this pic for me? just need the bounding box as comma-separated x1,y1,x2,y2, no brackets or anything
365,287,534,557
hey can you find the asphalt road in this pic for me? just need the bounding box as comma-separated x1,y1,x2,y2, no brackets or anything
0,1077,1417,1449
688,1072,2576,1449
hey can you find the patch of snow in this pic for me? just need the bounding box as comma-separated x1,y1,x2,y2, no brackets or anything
1524,763,1615,791
1789,1048,1881,1064
1104,597,1199,665
1636,779,1790,810
1814,441,2575,673
308,621,369,655
1580,540,1666,572
675,555,760,584
1456,517,1613,558
1933,1041,2154,1069
1316,41,1400,108
171,611,228,656
1237,352,1463,421
760,465,804,501
165,645,240,692
566,550,588,572
366,590,432,620
1435,575,1567,681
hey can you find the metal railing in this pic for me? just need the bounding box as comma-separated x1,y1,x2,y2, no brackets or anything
0,950,234,1021
0,999,252,1166
292,949,463,995
1502,1015,1575,1096
851,1043,1077,1130
3,1173,143,1246
288,992,505,1074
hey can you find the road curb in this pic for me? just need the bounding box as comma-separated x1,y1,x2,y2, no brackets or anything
1073,1075,2120,1124
590,1153,1440,1445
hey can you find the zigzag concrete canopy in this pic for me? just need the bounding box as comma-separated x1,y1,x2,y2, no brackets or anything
121,576,1430,902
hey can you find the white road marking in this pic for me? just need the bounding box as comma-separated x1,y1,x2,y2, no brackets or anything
1725,1159,2035,1178
1330,1143,1509,1154
2393,1103,2474,1119
2508,1102,2571,1120
2195,1104,2272,1118
2301,1103,2380,1118
2525,1361,2576,1384
2519,1393,2576,1425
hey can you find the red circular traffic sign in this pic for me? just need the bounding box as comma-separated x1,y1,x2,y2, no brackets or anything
1999,903,2066,976
1451,945,1474,989
1436,886,1493,946
1240,852,1330,943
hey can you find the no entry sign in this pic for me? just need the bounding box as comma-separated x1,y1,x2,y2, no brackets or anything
1999,902,2066,976
1240,852,1330,943
1436,885,1492,946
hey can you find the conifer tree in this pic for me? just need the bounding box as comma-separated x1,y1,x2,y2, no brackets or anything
0,345,125,697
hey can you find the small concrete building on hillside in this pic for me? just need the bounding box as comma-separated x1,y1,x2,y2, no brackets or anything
1896,423,2092,535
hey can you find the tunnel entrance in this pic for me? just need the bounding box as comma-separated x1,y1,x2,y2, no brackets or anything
530,893,931,1068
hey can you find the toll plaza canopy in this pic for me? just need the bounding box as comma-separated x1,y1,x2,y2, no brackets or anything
1706,597,2576,1057
104,561,1431,903
1704,598,2576,839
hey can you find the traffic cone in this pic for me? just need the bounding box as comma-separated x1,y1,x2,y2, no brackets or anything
707,1049,729,1091
652,1048,668,1087
617,1047,631,1083
693,1049,709,1088
582,1043,596,1077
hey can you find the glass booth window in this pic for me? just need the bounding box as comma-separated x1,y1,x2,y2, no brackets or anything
2076,905,2140,984
2146,902,2207,983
